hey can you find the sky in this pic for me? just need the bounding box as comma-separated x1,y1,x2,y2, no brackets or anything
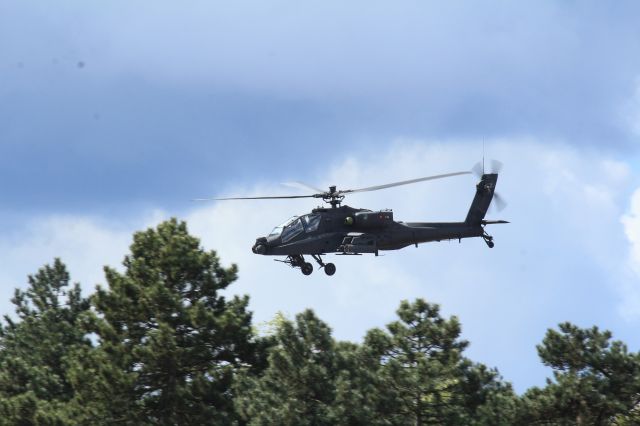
2,1,640,393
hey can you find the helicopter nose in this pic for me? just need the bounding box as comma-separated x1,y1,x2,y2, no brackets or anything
252,237,268,255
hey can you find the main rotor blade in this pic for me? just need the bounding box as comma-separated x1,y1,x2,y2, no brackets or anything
281,181,325,193
343,171,471,194
193,194,317,201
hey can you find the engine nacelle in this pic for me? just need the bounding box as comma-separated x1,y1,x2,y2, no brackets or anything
354,210,393,229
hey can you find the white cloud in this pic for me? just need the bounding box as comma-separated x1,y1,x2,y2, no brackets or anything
623,189,640,276
0,139,635,392
621,188,640,320
0,211,164,313
185,139,635,390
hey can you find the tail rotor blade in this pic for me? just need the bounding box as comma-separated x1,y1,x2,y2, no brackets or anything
473,159,503,176
472,162,484,178
491,159,503,174
492,192,507,212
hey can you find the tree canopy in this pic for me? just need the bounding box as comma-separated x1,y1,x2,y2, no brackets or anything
0,218,638,425
0,259,91,424
70,218,262,425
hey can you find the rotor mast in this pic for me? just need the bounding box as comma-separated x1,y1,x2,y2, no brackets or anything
324,185,344,208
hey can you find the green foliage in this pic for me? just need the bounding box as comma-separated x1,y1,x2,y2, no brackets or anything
253,310,290,337
519,322,640,425
69,219,265,424
234,310,371,425
2,220,640,425
364,299,516,425
236,300,516,425
0,259,91,425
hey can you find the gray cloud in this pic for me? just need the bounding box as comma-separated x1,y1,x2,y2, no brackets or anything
3,2,640,141
2,2,640,215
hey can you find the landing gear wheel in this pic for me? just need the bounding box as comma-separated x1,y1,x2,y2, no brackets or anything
324,263,336,276
301,262,313,276
482,230,495,248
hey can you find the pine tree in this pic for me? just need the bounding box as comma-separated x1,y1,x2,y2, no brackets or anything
364,299,516,425
236,300,515,426
0,259,91,425
69,219,261,424
234,310,381,425
519,322,640,425
235,309,337,425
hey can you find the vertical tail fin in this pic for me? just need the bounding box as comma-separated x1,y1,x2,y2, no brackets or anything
465,174,498,225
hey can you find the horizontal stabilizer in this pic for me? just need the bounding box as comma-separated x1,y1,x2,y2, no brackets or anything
481,220,510,225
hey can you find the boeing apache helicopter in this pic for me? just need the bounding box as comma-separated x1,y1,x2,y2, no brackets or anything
197,162,508,276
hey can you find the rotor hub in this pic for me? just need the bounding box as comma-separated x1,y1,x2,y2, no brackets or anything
323,187,344,208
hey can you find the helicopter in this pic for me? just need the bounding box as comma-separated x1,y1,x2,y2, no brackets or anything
197,163,508,276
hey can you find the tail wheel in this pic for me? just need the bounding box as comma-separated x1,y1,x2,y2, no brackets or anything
324,263,336,276
301,262,313,276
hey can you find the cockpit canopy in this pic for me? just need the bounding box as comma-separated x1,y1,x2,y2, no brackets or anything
269,213,322,243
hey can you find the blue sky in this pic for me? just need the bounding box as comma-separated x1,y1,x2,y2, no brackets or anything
2,1,640,392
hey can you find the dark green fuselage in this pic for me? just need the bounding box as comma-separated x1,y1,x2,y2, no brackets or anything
252,174,502,256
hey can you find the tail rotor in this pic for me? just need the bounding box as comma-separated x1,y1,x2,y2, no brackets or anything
492,192,507,212
472,159,503,177
490,159,503,175
471,159,507,212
